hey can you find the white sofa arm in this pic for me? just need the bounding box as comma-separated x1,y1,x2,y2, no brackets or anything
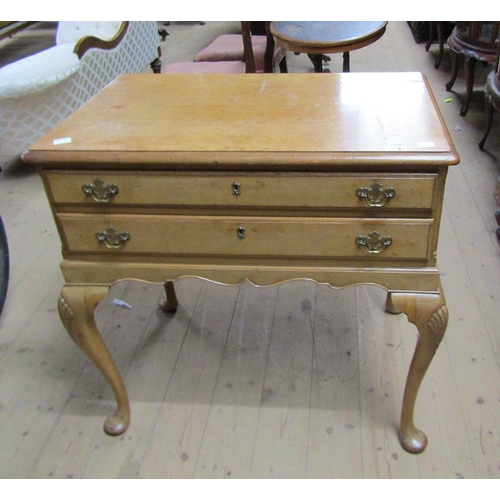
0,43,80,99
0,21,160,169
0,22,129,100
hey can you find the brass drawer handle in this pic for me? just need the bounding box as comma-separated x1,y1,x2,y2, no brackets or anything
95,227,130,249
82,179,119,203
356,231,393,254
236,226,246,239
232,181,242,196
356,182,396,207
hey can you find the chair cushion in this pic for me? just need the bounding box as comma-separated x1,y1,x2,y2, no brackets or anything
193,34,267,72
162,60,247,74
0,43,80,99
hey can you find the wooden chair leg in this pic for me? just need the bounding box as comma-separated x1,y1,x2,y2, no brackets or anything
479,99,494,149
461,56,477,116
150,57,162,74
435,22,444,69
151,47,162,73
426,22,444,68
425,22,434,52
445,50,459,91
279,55,288,73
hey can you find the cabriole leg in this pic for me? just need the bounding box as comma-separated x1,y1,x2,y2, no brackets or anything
461,56,476,116
445,50,458,91
58,285,130,435
390,288,448,453
151,58,161,74
159,280,178,313
479,98,494,149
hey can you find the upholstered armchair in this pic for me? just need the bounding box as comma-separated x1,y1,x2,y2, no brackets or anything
0,21,161,169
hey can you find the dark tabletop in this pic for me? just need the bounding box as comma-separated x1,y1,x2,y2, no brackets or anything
271,21,388,47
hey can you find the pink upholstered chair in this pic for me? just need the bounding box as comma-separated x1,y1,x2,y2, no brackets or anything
193,21,287,73
162,60,248,73
162,22,286,74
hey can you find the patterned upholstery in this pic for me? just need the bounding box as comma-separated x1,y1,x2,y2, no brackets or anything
0,21,160,168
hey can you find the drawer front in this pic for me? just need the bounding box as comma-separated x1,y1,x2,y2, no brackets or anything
58,215,432,260
46,172,437,210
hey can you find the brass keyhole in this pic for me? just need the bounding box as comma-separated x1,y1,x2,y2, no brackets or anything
232,182,241,196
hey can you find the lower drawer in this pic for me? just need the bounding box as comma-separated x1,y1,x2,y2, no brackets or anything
58,215,432,260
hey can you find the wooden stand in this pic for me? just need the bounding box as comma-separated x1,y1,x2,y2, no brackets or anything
24,73,459,453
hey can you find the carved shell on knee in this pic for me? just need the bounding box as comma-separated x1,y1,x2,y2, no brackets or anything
58,295,74,326
428,304,448,348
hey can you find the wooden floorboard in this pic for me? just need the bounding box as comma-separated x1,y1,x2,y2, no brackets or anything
138,280,238,479
1,21,499,479
305,286,361,479
248,281,315,478
193,283,278,479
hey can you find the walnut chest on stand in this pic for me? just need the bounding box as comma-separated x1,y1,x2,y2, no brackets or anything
23,72,460,453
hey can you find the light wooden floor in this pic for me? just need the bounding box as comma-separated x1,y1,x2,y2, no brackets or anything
0,21,499,479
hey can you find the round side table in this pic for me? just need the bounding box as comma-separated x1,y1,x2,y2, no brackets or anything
270,21,388,72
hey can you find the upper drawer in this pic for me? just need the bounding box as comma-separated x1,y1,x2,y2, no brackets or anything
44,172,438,210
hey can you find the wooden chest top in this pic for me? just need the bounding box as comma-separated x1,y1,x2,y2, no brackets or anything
25,72,459,169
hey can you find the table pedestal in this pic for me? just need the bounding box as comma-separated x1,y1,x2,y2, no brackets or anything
309,52,349,72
